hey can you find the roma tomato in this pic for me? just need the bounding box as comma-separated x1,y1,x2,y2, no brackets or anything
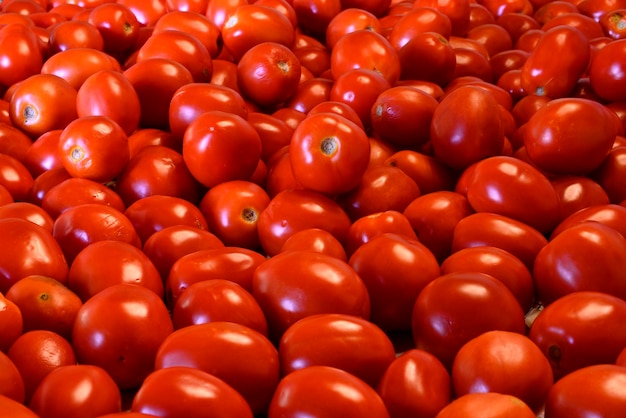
72,284,174,390
0,201,54,232
0,294,22,353
325,8,382,50
268,366,390,418
48,18,104,53
452,330,554,412
0,350,24,403
384,150,457,195
41,48,121,91
152,10,222,58
544,365,626,417
436,392,536,418
550,203,626,240
412,272,527,368
349,233,440,332
155,322,279,415
464,156,560,234
0,154,33,201
182,110,262,188
344,210,418,257
593,146,626,203
131,367,253,418
0,23,43,90
252,250,371,341
291,0,341,39
520,26,590,98
430,85,504,170
29,365,121,418
377,349,451,417
589,38,626,102
279,227,347,261
279,313,396,387
87,2,140,54
413,0,471,36
529,291,626,380
551,176,610,222
42,177,125,220
398,31,457,85
289,112,370,195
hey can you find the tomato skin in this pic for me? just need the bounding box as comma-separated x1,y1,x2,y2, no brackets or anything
279,314,396,387
72,284,174,390
544,364,626,417
345,210,418,257
0,350,24,403
289,112,370,196
131,367,254,418
589,39,626,103
252,250,371,341
551,176,610,222
398,31,457,85
0,153,34,201
413,0,471,36
520,26,590,98
412,272,527,369
279,227,347,261
268,366,390,418
155,322,280,415
550,204,626,240
430,85,504,170
0,394,38,418
436,392,536,418
182,110,262,189
349,233,440,332
0,294,23,353
0,23,43,90
41,48,121,91
452,331,554,412
152,10,222,58
42,178,125,220
0,201,53,232
377,349,451,417
29,364,122,418
465,156,560,234
530,292,626,381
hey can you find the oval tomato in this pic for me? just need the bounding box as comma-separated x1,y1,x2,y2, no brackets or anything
436,392,536,418
42,177,125,220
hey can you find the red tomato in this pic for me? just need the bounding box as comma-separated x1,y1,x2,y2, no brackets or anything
520,26,590,98
248,111,295,162
252,250,371,341
0,293,22,353
40,48,121,91
384,150,457,195
268,366,390,418
398,31,457,86
464,156,560,234
0,154,34,201
279,313,396,387
0,201,54,232
285,77,333,114
153,10,222,58
349,233,440,332
0,123,32,164
551,176,611,222
412,272,527,368
42,177,125,220
291,0,341,39
529,291,626,380
72,284,173,390
131,367,254,417
27,167,71,207
127,128,181,158
593,146,626,203
155,322,279,415
452,330,554,412
344,210,418,257
551,203,626,240
413,0,471,36
467,23,513,57
29,364,121,418
237,42,301,109
430,85,504,170
0,23,43,90
279,227,347,261
544,364,626,417
289,112,369,195
436,392,536,417
182,110,262,188
325,8,382,50
388,7,452,51
377,349,451,417
0,350,24,403
87,2,140,54
0,395,38,418
541,12,605,40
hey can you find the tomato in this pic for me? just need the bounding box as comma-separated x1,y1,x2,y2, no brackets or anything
153,10,221,58
168,82,248,141
464,156,560,234
452,330,553,412
325,8,382,50
5,275,81,341
127,128,181,158
520,26,590,98
182,110,261,188
413,0,471,36
285,77,333,114
430,85,504,170
0,23,43,90
592,146,626,203
268,366,390,418
166,246,265,307
252,250,370,341
247,112,296,162
42,178,125,220
87,2,140,55
41,48,121,91
279,227,348,261
289,113,369,195
388,7,452,51
377,349,451,417
0,201,54,232
72,284,173,390
0,123,32,164
0,395,38,418
530,291,626,381
398,31,457,85
221,4,295,61
0,350,24,403
542,12,605,41
600,9,626,39
29,364,121,418
551,204,626,241
344,210,417,256
551,176,611,221
292,0,341,39
0,154,33,201
589,39,626,102
348,233,439,332
155,322,279,415
27,167,71,207
384,150,457,195
172,279,268,336
436,392,536,418
544,364,626,417
7,330,76,403
131,367,254,417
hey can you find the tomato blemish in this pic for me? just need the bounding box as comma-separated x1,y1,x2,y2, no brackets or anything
320,137,338,156
23,104,38,124
242,207,258,224
70,146,85,162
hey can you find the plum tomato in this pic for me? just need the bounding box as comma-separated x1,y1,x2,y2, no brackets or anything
42,177,125,220
0,23,43,90
344,210,418,257
0,294,22,354
436,392,536,418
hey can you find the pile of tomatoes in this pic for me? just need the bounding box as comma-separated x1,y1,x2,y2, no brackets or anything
1,0,626,416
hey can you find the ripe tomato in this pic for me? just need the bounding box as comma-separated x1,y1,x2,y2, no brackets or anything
72,284,173,390
155,322,280,415
5,275,81,341
436,392,536,417
384,150,457,195
325,8,382,50
182,110,262,188
593,146,626,203
280,313,396,388
544,364,626,417
529,291,626,380
29,364,122,418
131,367,254,418
27,167,71,207
0,123,32,164
349,233,440,332
0,293,22,353
252,250,371,341
0,201,54,232
42,177,125,220
344,210,418,257
127,128,181,158
520,26,590,98
398,32,457,86
551,176,611,221
9,74,77,139
172,279,268,335
452,330,553,412
289,113,369,196
285,77,333,114
430,85,504,170
0,23,43,90
279,227,348,261
40,48,121,91
0,154,33,201
412,271,527,368
551,204,626,240
153,10,222,58
0,350,24,403
589,39,626,102
0,394,38,418
291,0,341,39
